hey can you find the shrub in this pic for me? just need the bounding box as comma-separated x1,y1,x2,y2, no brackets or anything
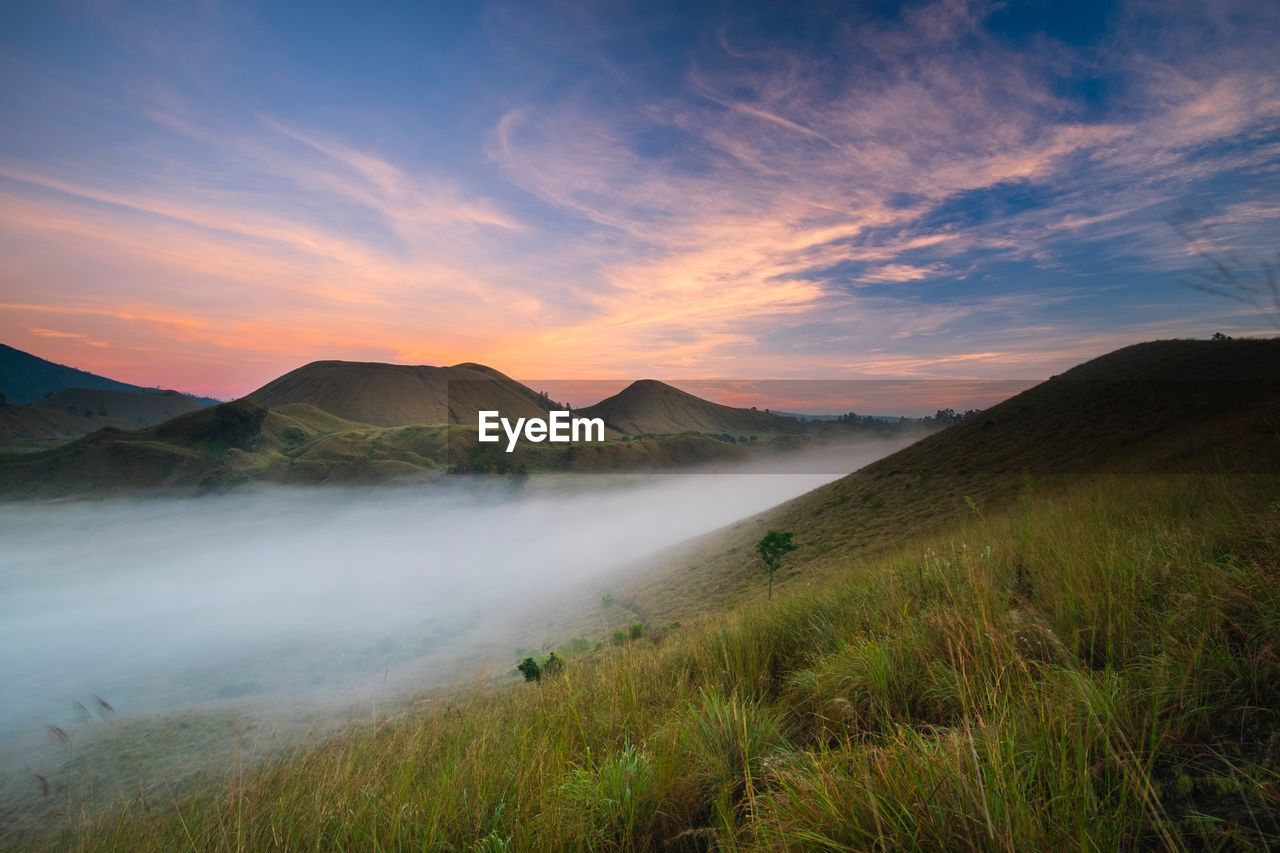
517,657,541,682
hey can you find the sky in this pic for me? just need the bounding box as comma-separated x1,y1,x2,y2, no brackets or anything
1,0,1278,400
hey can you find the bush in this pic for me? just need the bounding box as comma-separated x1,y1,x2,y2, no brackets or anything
517,657,541,682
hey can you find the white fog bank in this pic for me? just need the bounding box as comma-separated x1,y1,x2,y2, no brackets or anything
0,439,912,740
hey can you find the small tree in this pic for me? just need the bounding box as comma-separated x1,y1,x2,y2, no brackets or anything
517,657,541,682
756,530,797,599
542,652,564,678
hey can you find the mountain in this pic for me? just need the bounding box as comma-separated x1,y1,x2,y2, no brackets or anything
37,388,204,428
0,343,146,404
246,360,558,427
620,337,1280,622
578,379,801,436
0,343,218,407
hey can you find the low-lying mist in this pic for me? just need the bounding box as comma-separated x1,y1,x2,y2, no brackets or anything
0,439,910,744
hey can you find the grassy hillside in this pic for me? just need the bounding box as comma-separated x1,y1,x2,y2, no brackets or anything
8,337,1279,850
0,398,769,498
1,389,212,444
617,339,1280,624
580,379,800,437
246,360,561,427
37,388,204,427
26,473,1279,850
0,405,133,444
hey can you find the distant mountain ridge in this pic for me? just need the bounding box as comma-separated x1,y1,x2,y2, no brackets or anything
0,343,218,406
578,379,801,436
2,339,1276,498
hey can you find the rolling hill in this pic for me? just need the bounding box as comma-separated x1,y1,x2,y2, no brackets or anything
578,379,801,436
0,398,759,498
246,360,558,427
37,387,205,427
0,405,133,443
616,337,1280,623
6,358,832,497
7,340,1272,502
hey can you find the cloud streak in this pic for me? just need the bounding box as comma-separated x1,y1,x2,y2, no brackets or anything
0,0,1277,396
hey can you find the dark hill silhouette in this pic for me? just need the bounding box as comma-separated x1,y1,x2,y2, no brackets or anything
0,343,217,406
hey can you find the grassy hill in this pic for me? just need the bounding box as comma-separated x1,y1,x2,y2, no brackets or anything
1,363,834,497
246,360,560,427
580,379,800,437
10,338,1280,850
0,398,767,498
37,388,204,427
0,388,210,445
0,405,133,444
613,338,1280,624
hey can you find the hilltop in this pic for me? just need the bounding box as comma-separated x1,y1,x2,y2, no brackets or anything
579,379,800,436
246,360,556,427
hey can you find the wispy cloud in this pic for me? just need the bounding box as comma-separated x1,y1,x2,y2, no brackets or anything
1,0,1277,396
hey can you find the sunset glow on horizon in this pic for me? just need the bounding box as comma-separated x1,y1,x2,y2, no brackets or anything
2,1,1278,400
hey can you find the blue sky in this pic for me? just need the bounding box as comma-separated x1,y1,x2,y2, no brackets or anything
0,0,1277,397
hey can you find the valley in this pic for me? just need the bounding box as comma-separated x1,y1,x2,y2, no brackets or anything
2,338,1278,849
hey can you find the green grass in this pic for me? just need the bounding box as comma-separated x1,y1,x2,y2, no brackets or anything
22,472,1279,850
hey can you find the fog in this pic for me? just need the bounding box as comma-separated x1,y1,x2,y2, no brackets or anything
0,439,911,743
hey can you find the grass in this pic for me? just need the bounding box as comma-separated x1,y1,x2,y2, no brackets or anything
19,471,1278,850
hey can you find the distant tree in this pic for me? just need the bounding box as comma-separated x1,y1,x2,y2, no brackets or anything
1212,331,1232,341
517,657,541,682
542,652,564,677
756,529,798,599
0,391,6,407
